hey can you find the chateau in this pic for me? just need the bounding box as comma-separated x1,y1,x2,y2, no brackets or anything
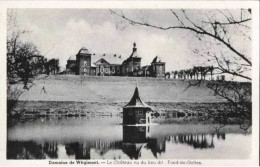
62,43,166,77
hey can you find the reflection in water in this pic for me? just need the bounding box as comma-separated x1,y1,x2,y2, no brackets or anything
7,141,45,159
7,125,227,159
122,126,168,159
7,115,251,159
65,142,90,159
43,142,58,158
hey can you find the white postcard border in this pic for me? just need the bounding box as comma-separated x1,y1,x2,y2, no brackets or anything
0,1,259,166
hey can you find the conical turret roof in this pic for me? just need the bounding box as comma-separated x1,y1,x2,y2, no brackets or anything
124,87,151,109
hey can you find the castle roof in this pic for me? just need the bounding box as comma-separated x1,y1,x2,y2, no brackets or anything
78,47,92,55
125,43,141,62
129,49,140,58
151,56,164,64
124,87,151,109
92,53,124,65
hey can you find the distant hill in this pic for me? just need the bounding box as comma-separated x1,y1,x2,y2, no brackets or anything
13,75,232,103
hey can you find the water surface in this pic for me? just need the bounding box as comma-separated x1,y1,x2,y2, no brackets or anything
7,116,251,159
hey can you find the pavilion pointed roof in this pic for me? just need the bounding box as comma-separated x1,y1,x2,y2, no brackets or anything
124,87,151,109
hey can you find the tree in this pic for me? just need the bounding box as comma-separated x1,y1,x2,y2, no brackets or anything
173,71,178,79
208,66,214,80
193,67,199,80
7,10,50,115
45,58,60,75
7,40,40,89
7,10,43,88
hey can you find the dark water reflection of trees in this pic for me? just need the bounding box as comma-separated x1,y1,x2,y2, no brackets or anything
8,133,226,160
8,124,227,160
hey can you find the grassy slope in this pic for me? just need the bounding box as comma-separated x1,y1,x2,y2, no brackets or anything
14,75,225,103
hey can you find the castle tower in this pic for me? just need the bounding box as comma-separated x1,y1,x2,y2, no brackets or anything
76,47,92,75
151,56,165,77
123,87,152,125
122,43,142,76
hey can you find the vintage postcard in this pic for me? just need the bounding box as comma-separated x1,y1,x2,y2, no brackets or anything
0,1,259,166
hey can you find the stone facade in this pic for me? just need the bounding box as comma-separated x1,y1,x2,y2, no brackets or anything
151,56,166,77
76,48,92,75
94,57,122,76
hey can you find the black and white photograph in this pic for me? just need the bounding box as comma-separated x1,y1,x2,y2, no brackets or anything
0,1,259,166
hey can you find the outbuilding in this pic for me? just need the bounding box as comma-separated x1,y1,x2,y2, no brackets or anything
123,87,152,125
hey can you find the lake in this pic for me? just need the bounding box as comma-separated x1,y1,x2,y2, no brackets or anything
7,116,251,160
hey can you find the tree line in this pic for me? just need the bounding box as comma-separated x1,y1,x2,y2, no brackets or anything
166,66,216,80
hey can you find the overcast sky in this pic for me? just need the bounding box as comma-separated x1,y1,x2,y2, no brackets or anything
12,9,208,72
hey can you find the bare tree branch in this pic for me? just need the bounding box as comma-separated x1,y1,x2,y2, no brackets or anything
110,9,252,66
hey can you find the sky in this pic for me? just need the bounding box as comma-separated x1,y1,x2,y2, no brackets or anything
10,9,204,72
10,9,251,81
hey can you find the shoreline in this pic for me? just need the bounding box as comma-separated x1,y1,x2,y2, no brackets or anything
10,101,249,124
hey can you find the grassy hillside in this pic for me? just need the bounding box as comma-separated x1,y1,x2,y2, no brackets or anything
13,75,225,103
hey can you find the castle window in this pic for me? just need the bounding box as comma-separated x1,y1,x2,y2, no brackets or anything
138,110,143,115
139,126,145,132
84,61,88,67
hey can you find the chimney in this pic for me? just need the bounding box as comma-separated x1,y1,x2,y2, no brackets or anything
133,42,137,53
